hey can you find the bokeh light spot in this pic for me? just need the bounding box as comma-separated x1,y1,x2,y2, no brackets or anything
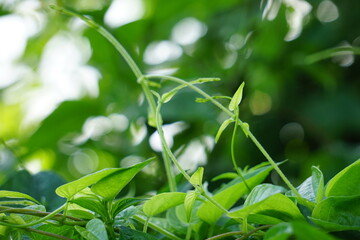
249,90,272,115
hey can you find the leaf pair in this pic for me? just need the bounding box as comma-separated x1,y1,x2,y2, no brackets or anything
56,157,154,200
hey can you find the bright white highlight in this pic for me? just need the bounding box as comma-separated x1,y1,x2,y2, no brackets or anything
316,0,339,23
144,41,183,65
149,122,188,152
171,17,207,45
104,0,145,28
22,33,100,125
283,0,312,41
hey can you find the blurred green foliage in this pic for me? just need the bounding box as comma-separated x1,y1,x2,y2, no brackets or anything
0,0,359,197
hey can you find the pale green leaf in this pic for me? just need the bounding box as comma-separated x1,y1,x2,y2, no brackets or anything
184,191,198,222
87,219,108,240
56,168,120,199
56,158,153,199
143,192,186,217
189,167,204,186
229,82,245,111
311,166,324,203
240,122,250,137
215,118,234,143
0,190,40,204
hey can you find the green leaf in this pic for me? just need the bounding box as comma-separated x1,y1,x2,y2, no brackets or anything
0,190,40,204
240,122,250,137
118,226,158,240
56,158,153,199
264,222,338,240
56,168,120,199
197,162,273,225
184,191,198,222
215,118,234,143
189,167,204,186
143,192,186,217
87,219,108,240
264,222,293,240
325,159,360,197
228,193,304,224
311,166,324,203
290,221,338,240
291,167,324,204
228,82,245,111
66,209,95,220
91,158,153,200
311,195,360,231
244,184,286,206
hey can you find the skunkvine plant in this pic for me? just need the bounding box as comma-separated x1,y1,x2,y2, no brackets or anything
1,5,360,240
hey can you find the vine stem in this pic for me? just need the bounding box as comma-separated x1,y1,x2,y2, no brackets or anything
50,5,313,209
146,75,313,207
231,107,250,191
133,215,182,240
49,5,176,192
205,225,271,240
155,101,229,214
0,203,66,228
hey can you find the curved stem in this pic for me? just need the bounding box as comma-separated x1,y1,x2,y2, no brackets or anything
146,75,305,203
50,6,175,191
235,224,271,240
49,5,142,79
231,108,250,191
155,101,228,214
